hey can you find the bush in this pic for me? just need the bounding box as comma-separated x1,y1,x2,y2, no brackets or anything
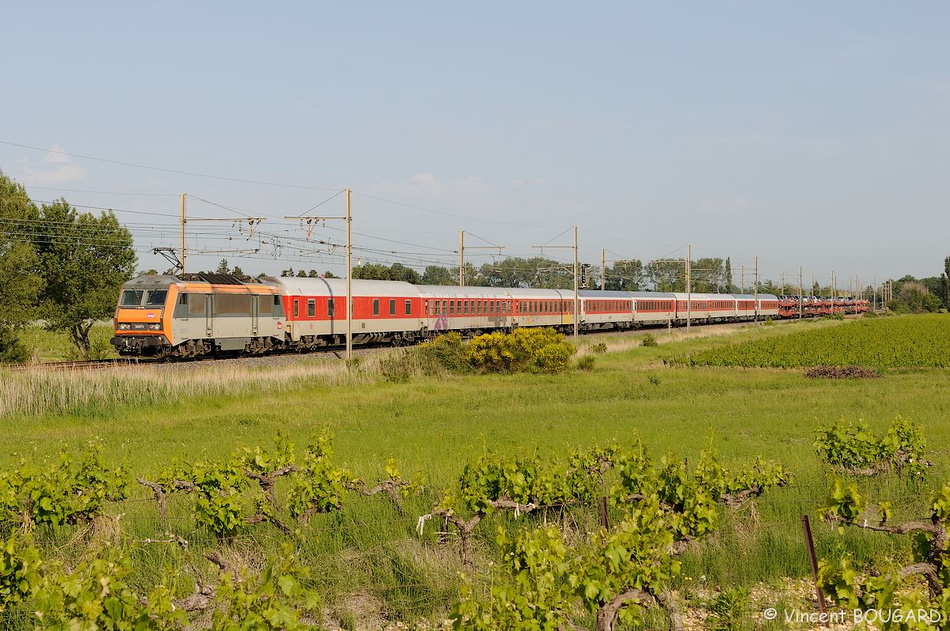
416,332,471,374
641,333,658,347
576,355,595,371
466,328,576,375
0,325,30,364
591,342,607,354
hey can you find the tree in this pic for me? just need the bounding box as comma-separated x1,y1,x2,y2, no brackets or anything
692,257,724,292
352,263,393,281
724,257,734,292
422,264,455,285
36,200,137,356
648,260,684,292
943,256,950,309
604,260,644,291
0,171,43,361
389,262,421,284
888,280,940,313
215,258,230,274
479,257,573,289
352,262,422,283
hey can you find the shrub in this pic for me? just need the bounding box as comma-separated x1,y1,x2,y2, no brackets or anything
0,325,30,364
591,342,607,354
466,328,576,375
576,355,595,371
814,416,930,477
378,349,415,383
416,331,470,374
641,333,658,347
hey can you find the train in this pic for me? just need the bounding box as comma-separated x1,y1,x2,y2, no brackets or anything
110,273,869,358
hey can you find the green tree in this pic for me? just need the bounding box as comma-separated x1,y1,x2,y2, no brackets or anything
0,171,43,362
389,262,421,284
352,263,394,280
422,264,455,285
724,257,734,292
648,259,684,291
692,257,724,292
888,279,941,313
36,200,137,356
480,257,573,289
942,256,950,309
605,259,644,291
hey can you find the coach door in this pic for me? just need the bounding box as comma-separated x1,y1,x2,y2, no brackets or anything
205,295,213,337
251,295,259,336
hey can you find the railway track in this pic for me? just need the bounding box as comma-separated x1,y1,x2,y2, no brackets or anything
12,358,158,372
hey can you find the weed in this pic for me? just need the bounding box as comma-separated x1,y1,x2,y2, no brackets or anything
705,587,749,631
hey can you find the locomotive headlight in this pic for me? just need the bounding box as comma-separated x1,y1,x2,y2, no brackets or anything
118,323,131,330
147,323,161,331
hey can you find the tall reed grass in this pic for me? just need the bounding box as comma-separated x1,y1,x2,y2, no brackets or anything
0,358,377,418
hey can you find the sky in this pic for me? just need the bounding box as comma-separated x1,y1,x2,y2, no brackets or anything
2,1,948,290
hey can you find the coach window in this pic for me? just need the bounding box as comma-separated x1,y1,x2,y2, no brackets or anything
328,299,335,317
389,299,396,316
307,299,315,318
373,299,380,316
405,300,412,315
293,300,299,318
449,300,455,315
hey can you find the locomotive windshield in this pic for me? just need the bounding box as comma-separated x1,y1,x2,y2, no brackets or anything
145,290,168,306
120,289,167,307
120,290,145,306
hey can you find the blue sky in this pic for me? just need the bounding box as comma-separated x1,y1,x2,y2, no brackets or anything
2,1,948,289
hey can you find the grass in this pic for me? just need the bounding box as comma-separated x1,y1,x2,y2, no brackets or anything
15,322,119,362
4,315,950,628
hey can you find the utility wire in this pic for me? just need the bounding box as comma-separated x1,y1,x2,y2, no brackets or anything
0,140,341,191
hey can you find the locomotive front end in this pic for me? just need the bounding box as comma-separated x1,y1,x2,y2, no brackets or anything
111,275,178,356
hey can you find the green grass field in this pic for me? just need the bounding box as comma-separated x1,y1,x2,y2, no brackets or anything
2,315,949,629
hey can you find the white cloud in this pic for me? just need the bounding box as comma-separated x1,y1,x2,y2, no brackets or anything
43,144,71,164
13,144,87,186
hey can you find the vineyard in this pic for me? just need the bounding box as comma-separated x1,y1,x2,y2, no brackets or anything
2,315,950,629
669,314,950,369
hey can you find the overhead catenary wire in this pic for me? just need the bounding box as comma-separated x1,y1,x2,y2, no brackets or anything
0,139,343,191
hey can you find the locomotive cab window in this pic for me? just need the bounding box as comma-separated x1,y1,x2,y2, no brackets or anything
145,290,167,306
120,290,144,306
